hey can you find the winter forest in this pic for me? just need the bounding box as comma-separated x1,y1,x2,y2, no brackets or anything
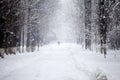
0,0,120,80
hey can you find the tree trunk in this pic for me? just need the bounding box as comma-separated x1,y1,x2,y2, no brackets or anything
98,0,109,57
84,0,92,50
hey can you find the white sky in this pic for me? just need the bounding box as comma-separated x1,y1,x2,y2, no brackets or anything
49,0,77,42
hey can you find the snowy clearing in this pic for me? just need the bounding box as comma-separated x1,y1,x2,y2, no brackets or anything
0,43,120,80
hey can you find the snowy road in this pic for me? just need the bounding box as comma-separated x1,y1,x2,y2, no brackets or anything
0,43,95,80
0,43,120,80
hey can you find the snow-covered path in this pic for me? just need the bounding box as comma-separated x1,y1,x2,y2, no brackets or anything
0,43,120,80
0,43,94,80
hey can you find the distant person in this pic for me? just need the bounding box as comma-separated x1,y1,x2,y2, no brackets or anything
58,41,60,45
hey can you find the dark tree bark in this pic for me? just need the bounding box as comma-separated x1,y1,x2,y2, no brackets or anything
84,0,92,50
0,0,23,58
98,0,119,58
98,0,109,58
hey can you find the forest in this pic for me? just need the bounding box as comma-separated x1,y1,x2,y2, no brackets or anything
0,0,120,80
0,0,120,58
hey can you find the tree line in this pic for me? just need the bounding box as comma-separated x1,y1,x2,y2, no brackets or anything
76,0,120,58
0,0,120,58
0,0,58,58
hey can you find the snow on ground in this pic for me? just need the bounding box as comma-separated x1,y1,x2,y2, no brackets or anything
0,43,120,80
